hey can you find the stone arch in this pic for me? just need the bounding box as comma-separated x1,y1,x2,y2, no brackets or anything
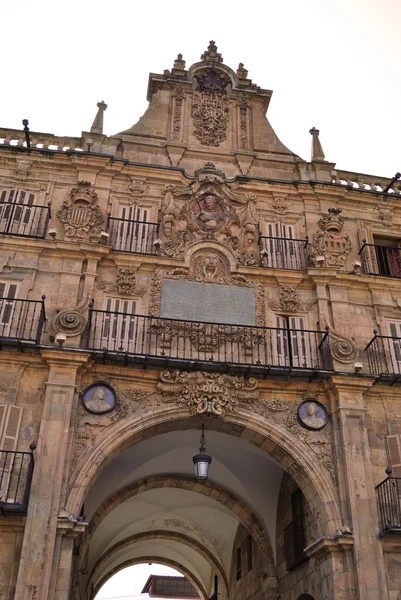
89,531,227,600
93,555,208,600
88,473,273,568
66,407,341,537
297,595,316,600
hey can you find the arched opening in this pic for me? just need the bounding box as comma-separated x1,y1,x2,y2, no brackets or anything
95,563,182,599
68,411,340,599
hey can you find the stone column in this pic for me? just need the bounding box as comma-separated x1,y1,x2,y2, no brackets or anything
327,376,389,600
14,350,89,600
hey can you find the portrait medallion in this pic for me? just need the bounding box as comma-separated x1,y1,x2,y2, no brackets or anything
297,399,328,431
82,383,117,415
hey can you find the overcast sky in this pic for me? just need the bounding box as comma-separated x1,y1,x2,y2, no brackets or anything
2,0,401,180
2,0,400,595
95,564,180,599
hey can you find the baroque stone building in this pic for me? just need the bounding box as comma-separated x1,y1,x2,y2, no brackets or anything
0,41,400,600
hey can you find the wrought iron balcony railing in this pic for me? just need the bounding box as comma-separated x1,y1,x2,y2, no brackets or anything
376,477,401,535
0,445,35,515
259,236,309,271
365,332,401,376
106,214,160,255
0,296,46,345
284,515,308,570
85,309,333,375
0,201,51,239
359,241,401,278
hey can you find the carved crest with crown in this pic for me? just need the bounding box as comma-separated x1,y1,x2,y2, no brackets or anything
159,162,258,265
310,208,351,268
57,181,104,242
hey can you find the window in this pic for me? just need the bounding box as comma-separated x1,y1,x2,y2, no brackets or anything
386,320,401,372
247,534,252,571
261,222,306,270
99,298,137,352
284,489,307,570
0,404,23,501
372,237,401,277
116,204,152,253
275,315,308,368
0,282,19,336
0,188,37,236
236,547,241,581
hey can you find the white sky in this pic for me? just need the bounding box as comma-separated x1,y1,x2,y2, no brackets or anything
95,564,180,599
2,0,401,179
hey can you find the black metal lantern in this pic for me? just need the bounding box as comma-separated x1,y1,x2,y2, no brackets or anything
193,424,212,480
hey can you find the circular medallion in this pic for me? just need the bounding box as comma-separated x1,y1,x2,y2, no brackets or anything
82,383,117,415
297,399,328,431
193,195,229,231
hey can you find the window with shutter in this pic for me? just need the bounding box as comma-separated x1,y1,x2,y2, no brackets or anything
386,435,401,479
386,321,401,371
0,188,37,236
0,281,19,336
99,298,138,352
0,404,23,502
275,315,309,368
261,222,305,269
116,205,152,253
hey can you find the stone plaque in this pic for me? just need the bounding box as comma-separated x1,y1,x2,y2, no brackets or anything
82,383,117,415
297,400,328,431
161,280,256,325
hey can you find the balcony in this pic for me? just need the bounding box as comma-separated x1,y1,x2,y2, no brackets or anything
85,309,333,377
0,447,35,515
284,515,308,570
359,241,401,278
365,332,401,378
0,201,51,239
259,236,309,271
376,477,401,535
106,214,160,255
0,296,46,347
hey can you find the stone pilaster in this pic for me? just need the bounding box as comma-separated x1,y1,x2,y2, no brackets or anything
14,350,90,600
327,376,389,600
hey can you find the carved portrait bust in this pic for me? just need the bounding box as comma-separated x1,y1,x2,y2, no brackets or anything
193,195,228,231
82,383,117,415
297,400,328,431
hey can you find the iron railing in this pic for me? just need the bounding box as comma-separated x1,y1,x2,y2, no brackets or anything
0,201,51,239
0,445,35,515
365,332,401,376
106,214,160,255
376,477,401,534
259,236,309,271
284,515,308,570
0,296,46,345
85,309,333,373
359,241,401,278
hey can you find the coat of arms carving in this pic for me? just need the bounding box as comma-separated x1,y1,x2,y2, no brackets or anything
192,64,230,147
310,208,351,269
57,181,104,242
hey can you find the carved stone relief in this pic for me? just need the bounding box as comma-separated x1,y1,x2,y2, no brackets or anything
321,317,359,364
159,162,259,263
269,286,298,312
192,45,230,147
268,196,291,222
310,208,351,269
157,370,259,416
52,297,88,339
57,181,104,242
173,84,185,140
97,268,146,297
237,93,249,148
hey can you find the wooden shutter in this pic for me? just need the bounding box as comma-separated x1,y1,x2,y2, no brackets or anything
386,435,401,478
0,405,23,501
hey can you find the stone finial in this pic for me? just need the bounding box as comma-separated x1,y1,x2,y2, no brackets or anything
237,63,248,79
90,101,108,135
201,40,223,63
309,127,325,162
173,53,186,71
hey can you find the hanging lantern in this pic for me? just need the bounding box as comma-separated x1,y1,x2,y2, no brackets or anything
193,424,212,480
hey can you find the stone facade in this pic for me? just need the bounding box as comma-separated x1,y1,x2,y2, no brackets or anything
0,41,400,600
